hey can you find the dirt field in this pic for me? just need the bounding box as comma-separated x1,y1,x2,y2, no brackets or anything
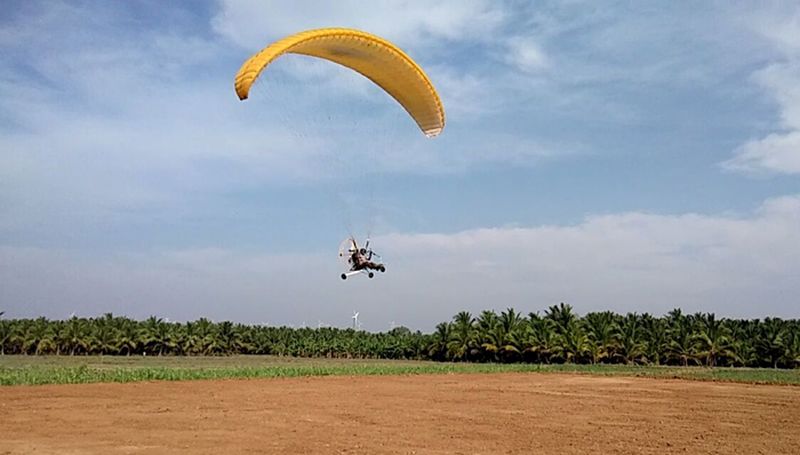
2,373,798,454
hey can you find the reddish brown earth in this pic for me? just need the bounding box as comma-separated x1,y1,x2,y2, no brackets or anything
1,373,799,454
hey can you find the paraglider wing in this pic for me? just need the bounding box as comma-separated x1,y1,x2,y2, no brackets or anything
234,28,445,137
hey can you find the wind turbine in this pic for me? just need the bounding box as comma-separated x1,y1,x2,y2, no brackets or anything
352,311,360,330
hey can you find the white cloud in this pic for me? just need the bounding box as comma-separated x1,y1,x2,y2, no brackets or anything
754,62,800,131
504,37,549,73
3,195,799,327
724,9,800,175
723,131,800,175
424,66,492,117
748,6,800,58
212,0,506,51
375,194,800,321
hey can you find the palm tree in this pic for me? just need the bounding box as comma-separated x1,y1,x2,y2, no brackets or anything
523,313,557,364
251,326,274,355
476,310,498,333
427,322,451,360
478,310,524,363
23,317,55,355
614,313,645,365
0,320,13,355
475,310,499,361
141,316,175,356
728,319,760,367
91,322,120,355
555,319,587,364
693,313,733,367
447,311,476,361
757,318,787,368
8,322,26,355
48,320,67,355
667,316,696,366
545,302,576,337
582,311,616,364
216,321,249,355
177,321,199,355
488,309,525,362
782,327,800,369
193,318,216,355
545,303,586,363
0,309,798,367
116,319,141,356
665,308,684,326
641,314,667,365
64,316,90,355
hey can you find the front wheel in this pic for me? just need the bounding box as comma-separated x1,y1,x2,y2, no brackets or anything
341,273,347,280
368,272,374,278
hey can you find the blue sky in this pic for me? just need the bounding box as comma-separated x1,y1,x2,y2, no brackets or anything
2,1,799,330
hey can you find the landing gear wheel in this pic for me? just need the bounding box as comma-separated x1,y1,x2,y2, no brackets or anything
368,272,375,278
341,273,347,280
379,265,386,272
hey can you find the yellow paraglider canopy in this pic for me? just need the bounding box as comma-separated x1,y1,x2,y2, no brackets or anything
234,28,445,137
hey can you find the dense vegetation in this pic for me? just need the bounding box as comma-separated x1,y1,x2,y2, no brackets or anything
1,304,798,368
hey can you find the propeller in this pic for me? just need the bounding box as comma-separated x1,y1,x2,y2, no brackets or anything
363,238,383,260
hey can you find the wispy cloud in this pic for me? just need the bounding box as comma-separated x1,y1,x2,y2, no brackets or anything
724,131,800,175
723,7,800,175
377,194,800,322
212,0,507,50
503,37,549,74
3,195,799,327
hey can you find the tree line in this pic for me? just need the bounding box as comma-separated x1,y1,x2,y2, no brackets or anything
1,304,798,368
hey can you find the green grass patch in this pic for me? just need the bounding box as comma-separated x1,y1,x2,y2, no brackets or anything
1,356,798,386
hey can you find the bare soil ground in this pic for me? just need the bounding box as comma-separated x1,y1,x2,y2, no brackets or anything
2,373,798,454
